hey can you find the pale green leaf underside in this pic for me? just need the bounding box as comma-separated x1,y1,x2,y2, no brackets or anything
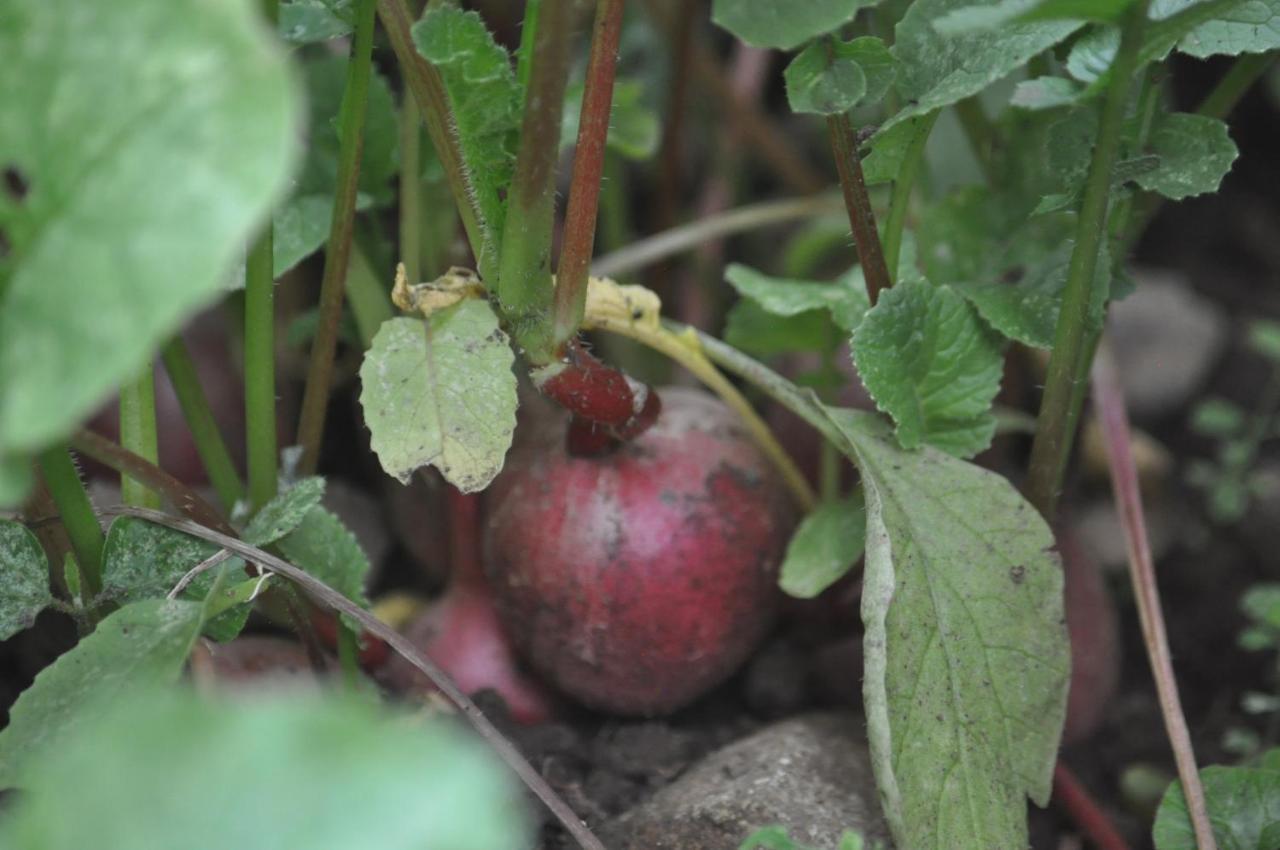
712,0,873,49
887,0,1083,129
851,276,1003,457
1153,758,1280,849
0,598,204,787
1135,112,1239,200
243,476,326,546
779,492,868,599
0,687,529,850
100,517,249,642
830,410,1069,850
0,0,299,464
360,303,518,493
0,519,54,640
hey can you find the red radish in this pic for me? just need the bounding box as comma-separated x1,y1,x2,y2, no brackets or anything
484,386,796,716
379,487,557,725
1058,523,1120,744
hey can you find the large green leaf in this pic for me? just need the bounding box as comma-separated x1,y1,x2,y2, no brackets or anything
1153,755,1280,849
711,0,874,49
828,410,1069,850
0,518,54,640
0,598,204,786
851,275,1004,457
1135,112,1239,200
412,7,521,275
0,687,529,850
887,0,1082,128
1157,0,1280,57
100,517,249,642
934,0,1139,32
360,303,518,493
0,0,300,494
779,492,867,599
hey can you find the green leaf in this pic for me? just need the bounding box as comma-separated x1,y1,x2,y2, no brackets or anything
827,409,1069,850
1242,583,1280,631
360,304,518,492
863,116,932,185
726,263,872,332
100,517,249,642
1157,0,1280,57
1191,398,1246,436
784,37,896,115
918,187,1112,348
279,0,354,43
711,0,872,50
0,598,204,787
887,0,1083,128
412,7,521,274
1010,76,1087,109
273,193,333,276
0,0,300,478
0,519,54,640
243,476,326,546
1249,319,1280,361
299,53,399,206
851,275,1004,456
277,503,372,616
723,300,843,358
1153,759,1280,849
779,492,867,599
1134,113,1238,200
0,686,529,850
562,79,660,160
934,0,1138,33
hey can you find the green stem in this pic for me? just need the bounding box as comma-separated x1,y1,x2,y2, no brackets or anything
119,368,160,509
399,95,423,286
496,0,574,365
37,447,103,599
337,621,361,689
346,241,396,349
599,153,631,252
246,0,280,511
882,110,939,279
827,113,891,305
1198,51,1275,120
161,338,245,511
1026,0,1150,520
516,0,542,92
295,0,377,476
552,0,627,349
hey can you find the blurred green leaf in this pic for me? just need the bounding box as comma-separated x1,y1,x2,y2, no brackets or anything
562,78,660,160
779,492,867,598
711,0,873,49
1190,398,1246,437
279,0,355,43
1248,320,1280,361
0,0,300,493
1156,0,1280,57
0,686,529,850
784,37,896,115
722,300,842,358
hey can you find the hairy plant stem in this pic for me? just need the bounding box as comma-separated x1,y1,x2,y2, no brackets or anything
592,192,844,278
246,0,280,511
497,0,574,365
161,338,245,512
882,110,939,279
1091,342,1217,850
295,0,377,476
119,368,160,509
377,0,485,271
552,0,627,348
827,114,891,305
36,447,103,599
1025,0,1149,519
98,504,608,850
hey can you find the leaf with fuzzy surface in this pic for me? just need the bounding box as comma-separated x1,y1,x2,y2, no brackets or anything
243,476,326,547
886,0,1083,128
277,503,372,619
828,410,1069,850
412,7,520,274
1135,112,1238,200
1152,755,1280,849
711,0,875,49
359,303,517,492
851,275,1004,457
1157,0,1280,56
0,519,54,640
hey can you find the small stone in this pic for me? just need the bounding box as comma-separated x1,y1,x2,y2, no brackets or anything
602,713,891,850
1108,270,1228,419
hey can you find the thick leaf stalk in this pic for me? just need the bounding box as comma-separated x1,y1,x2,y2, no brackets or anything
36,447,103,599
827,113,891,305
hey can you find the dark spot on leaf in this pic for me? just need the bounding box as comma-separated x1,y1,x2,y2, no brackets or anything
3,166,29,201
1009,565,1025,584
1000,266,1025,285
